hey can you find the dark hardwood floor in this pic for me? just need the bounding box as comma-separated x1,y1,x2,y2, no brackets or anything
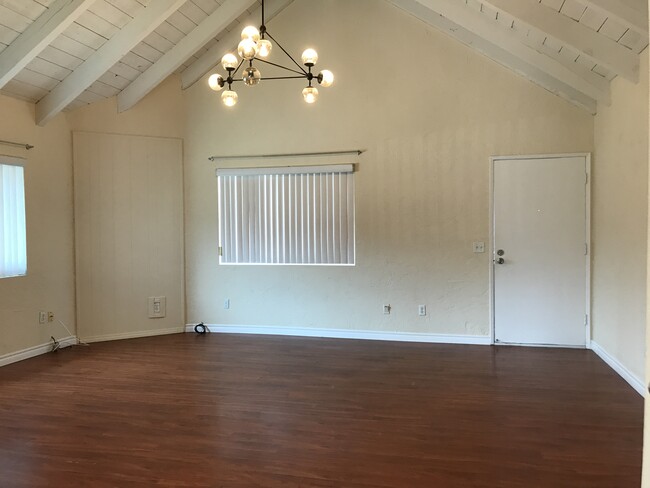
0,333,643,487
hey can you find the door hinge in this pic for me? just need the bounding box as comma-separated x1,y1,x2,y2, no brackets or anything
585,173,589,185
585,243,588,255
218,246,223,256
585,314,589,326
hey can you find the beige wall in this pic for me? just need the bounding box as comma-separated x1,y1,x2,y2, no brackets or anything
0,95,76,358
592,50,649,382
67,75,185,139
183,0,594,334
66,76,186,342
73,132,184,342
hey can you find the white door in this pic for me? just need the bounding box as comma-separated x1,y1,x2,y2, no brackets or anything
493,155,588,347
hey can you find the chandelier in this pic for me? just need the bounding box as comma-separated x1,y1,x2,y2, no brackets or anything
207,0,334,107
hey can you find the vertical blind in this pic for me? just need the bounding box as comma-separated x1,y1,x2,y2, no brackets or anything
218,164,355,265
0,161,27,277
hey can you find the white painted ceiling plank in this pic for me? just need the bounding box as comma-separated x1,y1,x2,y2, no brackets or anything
76,10,120,39
0,0,93,89
118,0,257,112
389,0,598,113
75,88,104,103
166,11,198,35
0,24,20,45
87,79,120,96
62,22,107,49
49,33,95,59
559,0,588,21
130,41,164,63
120,50,152,71
98,70,131,89
39,44,84,69
619,28,649,52
142,31,175,52
181,0,294,89
87,0,133,28
579,6,608,31
482,0,639,82
13,67,59,90
540,0,564,11
35,0,187,125
192,0,221,16
105,0,147,17
0,0,48,20
3,79,47,101
109,60,141,79
598,17,629,40
26,56,73,79
155,21,186,44
0,5,32,32
581,0,648,36
179,2,211,24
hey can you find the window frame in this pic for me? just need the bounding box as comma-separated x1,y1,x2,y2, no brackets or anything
217,163,356,267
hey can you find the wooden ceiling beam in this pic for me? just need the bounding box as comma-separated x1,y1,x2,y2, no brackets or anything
35,0,187,126
390,0,606,113
0,0,94,89
483,0,640,83
118,0,257,112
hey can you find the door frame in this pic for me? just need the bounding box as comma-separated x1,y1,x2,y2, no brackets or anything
488,153,591,348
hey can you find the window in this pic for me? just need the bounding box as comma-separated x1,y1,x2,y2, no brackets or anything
0,158,27,278
218,164,355,265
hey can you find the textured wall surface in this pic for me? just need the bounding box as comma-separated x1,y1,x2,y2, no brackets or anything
183,0,594,335
73,132,184,342
0,96,75,357
593,50,649,382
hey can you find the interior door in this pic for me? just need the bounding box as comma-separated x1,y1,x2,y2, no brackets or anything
493,155,588,347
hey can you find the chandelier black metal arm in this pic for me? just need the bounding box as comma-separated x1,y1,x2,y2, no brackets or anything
262,30,308,75
207,0,334,107
253,57,305,76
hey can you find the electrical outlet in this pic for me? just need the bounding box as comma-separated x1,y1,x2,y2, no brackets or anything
418,305,427,316
473,241,485,253
383,304,391,315
47,312,54,322
148,296,166,318
224,298,230,310
39,311,47,324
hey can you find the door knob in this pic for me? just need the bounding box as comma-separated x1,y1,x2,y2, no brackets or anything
497,249,505,256
496,258,505,264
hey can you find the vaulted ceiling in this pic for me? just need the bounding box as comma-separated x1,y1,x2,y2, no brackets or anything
0,0,647,125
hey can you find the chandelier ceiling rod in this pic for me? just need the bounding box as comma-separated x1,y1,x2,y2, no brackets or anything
207,0,334,107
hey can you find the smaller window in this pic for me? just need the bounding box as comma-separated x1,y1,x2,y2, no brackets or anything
218,164,355,265
0,158,27,278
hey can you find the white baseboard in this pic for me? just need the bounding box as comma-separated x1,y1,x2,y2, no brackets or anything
590,340,645,397
0,336,78,368
184,324,492,345
81,326,185,344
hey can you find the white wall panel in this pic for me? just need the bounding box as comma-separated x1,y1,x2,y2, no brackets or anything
73,131,184,341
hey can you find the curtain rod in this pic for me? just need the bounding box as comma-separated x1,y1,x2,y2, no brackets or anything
208,149,365,162
0,139,34,150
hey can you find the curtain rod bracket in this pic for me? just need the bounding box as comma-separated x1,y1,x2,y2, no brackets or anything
208,149,365,162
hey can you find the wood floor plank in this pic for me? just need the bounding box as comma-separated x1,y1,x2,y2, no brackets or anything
0,334,642,487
